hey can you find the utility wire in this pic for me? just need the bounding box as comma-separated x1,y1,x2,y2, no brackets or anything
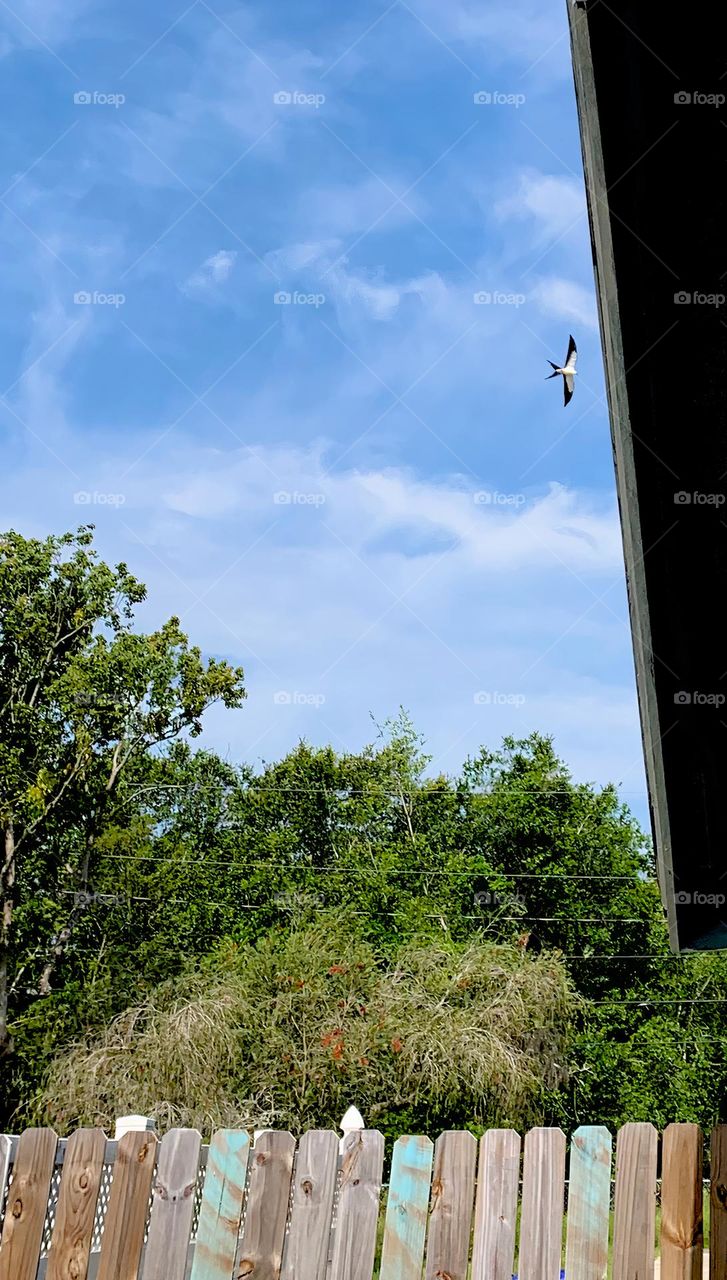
56,891,648,923
94,852,651,880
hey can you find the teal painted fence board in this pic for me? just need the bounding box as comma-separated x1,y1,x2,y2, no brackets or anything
190,1130,250,1280
379,1135,434,1280
564,1126,612,1280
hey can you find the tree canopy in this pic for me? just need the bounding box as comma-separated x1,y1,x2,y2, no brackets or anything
2,526,726,1136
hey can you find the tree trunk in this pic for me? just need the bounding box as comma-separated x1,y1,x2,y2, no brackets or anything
0,822,16,1057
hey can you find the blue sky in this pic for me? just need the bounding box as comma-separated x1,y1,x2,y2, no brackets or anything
0,0,648,822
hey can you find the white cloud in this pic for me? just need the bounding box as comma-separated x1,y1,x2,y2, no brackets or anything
182,249,238,295
532,276,598,331
1,406,640,809
0,0,95,48
294,175,421,240
408,0,573,75
496,172,586,241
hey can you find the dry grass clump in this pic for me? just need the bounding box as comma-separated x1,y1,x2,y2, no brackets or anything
39,922,578,1135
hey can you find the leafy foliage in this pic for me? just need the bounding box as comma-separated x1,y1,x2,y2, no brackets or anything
4,526,727,1137
0,527,245,1089
39,921,578,1137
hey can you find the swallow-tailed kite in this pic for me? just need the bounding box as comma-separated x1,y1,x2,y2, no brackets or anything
546,334,577,406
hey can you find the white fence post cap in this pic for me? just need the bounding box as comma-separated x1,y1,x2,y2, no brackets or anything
339,1106,365,1149
114,1114,156,1139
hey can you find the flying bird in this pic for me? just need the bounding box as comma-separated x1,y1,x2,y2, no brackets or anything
546,334,577,406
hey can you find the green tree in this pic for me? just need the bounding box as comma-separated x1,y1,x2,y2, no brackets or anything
0,527,246,1076
38,919,578,1137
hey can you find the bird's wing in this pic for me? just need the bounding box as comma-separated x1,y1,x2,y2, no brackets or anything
564,334,577,371
563,373,574,406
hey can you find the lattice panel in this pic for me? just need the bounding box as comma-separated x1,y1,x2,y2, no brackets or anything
40,1166,62,1255
91,1163,115,1251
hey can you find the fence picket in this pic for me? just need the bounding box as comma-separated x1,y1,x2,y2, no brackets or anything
612,1122,658,1280
0,1136,10,1217
141,1128,202,1280
424,1131,477,1280
281,1130,338,1280
379,1135,433,1280
0,1127,58,1280
97,1130,158,1280
564,1125,612,1280
0,1121,717,1280
661,1123,703,1280
471,1129,520,1280
236,1131,295,1280
190,1129,250,1280
518,1127,566,1280
329,1130,384,1280
46,1127,105,1280
711,1126,727,1280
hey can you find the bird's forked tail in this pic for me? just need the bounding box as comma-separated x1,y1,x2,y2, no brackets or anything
545,360,559,379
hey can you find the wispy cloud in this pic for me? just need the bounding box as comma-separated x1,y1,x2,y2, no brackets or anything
182,248,238,295
0,0,644,814
496,172,586,241
532,276,599,331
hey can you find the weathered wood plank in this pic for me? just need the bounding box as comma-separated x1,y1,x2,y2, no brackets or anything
710,1126,727,1280
661,1124,703,1280
96,1130,158,1280
0,1127,58,1280
281,1130,338,1280
518,1127,566,1280
329,1130,384,1280
46,1127,105,1280
379,1134,433,1280
424,1131,477,1280
189,1130,250,1280
612,1122,658,1280
141,1128,201,1280
471,1129,521,1280
0,1135,10,1222
236,1131,295,1280
564,1126,612,1280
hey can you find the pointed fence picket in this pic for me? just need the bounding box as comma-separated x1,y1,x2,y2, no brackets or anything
0,1122,725,1279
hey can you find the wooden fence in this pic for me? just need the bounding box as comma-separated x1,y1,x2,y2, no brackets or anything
0,1122,725,1278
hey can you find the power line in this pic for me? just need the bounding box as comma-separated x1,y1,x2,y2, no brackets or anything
126,782,646,797
95,851,651,880
590,997,727,1007
55,891,651,923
